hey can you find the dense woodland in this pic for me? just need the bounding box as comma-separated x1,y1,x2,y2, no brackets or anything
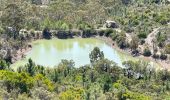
0,0,170,100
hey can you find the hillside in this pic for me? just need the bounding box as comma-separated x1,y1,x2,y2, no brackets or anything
0,0,170,100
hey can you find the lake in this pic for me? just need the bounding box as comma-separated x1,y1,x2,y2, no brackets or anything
11,38,156,69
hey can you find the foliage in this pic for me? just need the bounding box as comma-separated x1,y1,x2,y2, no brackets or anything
110,30,118,41
116,32,127,49
0,51,169,99
89,47,104,64
1,1,26,38
160,52,167,60
130,35,139,51
0,70,34,93
165,43,170,54
156,31,167,48
143,47,152,57
42,27,52,39
0,0,170,99
59,87,85,100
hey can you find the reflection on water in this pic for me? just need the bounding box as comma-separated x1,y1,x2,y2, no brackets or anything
11,38,137,68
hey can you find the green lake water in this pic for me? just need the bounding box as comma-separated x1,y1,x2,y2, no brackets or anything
11,38,156,69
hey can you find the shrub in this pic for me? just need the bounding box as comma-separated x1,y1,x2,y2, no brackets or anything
0,27,4,34
124,26,134,33
165,44,170,54
31,87,54,100
116,32,127,49
30,29,35,37
77,22,91,30
143,47,152,56
131,19,139,26
138,32,147,39
98,30,105,36
82,29,97,38
158,42,165,48
160,53,167,60
140,39,145,45
104,29,113,37
152,54,159,59
110,32,118,41
61,23,70,30
42,27,52,39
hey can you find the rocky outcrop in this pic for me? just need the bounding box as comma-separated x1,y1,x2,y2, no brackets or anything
103,20,119,28
32,0,50,5
55,31,73,39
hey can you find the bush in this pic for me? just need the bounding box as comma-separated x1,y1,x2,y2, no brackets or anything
110,32,118,41
30,29,35,37
124,26,134,33
77,22,91,30
131,19,139,26
31,87,54,100
143,47,152,56
98,30,105,36
56,31,73,39
156,32,167,43
104,29,113,37
0,27,4,34
160,53,167,60
116,32,127,49
158,42,165,48
82,29,97,38
61,23,70,30
140,39,145,45
165,44,170,54
152,54,159,59
138,33,147,39
42,27,52,39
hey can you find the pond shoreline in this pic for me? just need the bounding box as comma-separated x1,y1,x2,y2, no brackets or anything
13,34,169,70
12,46,32,64
95,36,170,70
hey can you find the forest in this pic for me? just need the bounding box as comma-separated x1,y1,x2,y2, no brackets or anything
0,0,170,100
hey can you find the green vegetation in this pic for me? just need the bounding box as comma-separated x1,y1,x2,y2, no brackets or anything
165,43,170,54
143,47,152,57
0,48,170,99
0,0,170,99
0,0,170,57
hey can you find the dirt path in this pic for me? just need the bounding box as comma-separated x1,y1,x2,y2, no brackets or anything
145,28,160,53
125,33,132,42
100,28,170,70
